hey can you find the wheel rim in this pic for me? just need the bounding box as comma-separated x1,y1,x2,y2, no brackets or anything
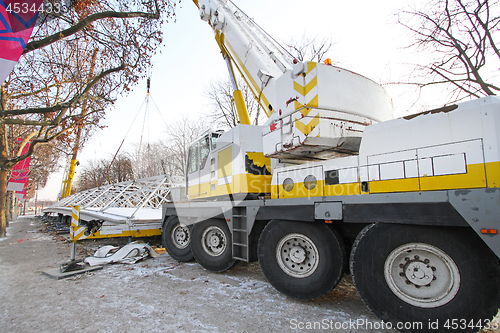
201,226,227,257
384,243,460,308
171,223,190,250
276,233,319,278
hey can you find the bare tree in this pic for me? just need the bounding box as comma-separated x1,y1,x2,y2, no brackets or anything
108,154,134,184
78,153,134,191
0,0,178,236
163,117,208,176
77,118,206,192
205,77,262,128
283,34,336,63
129,141,173,179
398,0,499,102
78,159,105,191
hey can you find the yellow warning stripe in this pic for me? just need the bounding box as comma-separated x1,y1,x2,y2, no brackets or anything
306,94,319,108
275,180,325,199
307,62,317,74
292,62,319,136
187,173,272,200
71,205,79,227
486,161,500,188
272,182,361,199
294,114,320,136
293,76,318,97
70,226,86,241
71,226,161,240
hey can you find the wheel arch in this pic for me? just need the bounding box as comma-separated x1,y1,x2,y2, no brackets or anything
162,206,178,228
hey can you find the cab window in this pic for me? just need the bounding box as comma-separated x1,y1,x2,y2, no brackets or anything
211,132,221,150
187,143,199,174
200,136,210,169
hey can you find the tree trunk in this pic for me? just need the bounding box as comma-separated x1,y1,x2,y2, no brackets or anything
0,170,8,237
0,121,8,236
5,190,11,224
0,84,7,237
8,191,14,223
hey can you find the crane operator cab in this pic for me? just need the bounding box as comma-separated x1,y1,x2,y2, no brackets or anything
185,125,273,201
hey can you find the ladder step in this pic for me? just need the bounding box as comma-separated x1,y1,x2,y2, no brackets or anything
233,206,248,262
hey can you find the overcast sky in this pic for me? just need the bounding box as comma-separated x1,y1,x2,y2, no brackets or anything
37,0,445,200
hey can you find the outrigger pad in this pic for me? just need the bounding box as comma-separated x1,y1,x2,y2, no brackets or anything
60,260,85,273
41,264,103,280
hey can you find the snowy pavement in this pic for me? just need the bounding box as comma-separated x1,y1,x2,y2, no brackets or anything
0,216,497,333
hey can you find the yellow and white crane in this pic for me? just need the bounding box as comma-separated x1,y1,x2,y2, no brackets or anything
161,1,500,331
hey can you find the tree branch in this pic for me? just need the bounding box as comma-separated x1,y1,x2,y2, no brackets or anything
399,0,498,99
1,64,124,118
5,125,73,168
24,4,160,54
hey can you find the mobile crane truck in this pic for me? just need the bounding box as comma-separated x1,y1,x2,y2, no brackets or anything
161,0,500,331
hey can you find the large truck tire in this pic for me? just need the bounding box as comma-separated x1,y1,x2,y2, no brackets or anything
162,216,194,262
350,223,500,333
258,220,346,301
191,219,238,272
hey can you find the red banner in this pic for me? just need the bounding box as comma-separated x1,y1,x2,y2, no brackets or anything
7,139,31,199
0,0,44,83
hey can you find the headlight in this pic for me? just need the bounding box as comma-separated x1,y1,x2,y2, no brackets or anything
283,178,294,192
304,175,317,190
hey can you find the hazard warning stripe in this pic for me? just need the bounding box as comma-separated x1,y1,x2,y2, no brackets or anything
293,62,320,136
71,206,79,227
71,226,88,241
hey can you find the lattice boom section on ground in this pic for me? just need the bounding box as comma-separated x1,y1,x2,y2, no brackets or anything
44,175,183,238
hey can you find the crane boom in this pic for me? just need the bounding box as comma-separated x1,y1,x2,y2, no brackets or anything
194,0,292,121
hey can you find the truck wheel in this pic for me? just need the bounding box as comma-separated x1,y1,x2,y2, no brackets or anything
350,223,500,332
191,219,238,272
162,216,194,262
258,220,345,300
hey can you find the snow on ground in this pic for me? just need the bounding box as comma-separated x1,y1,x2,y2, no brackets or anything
1,216,498,333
